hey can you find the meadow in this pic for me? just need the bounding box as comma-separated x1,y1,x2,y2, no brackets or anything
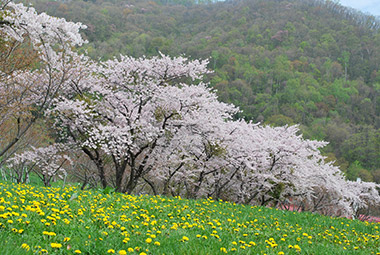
0,182,379,255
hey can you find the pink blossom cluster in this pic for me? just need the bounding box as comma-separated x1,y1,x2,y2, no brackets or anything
7,144,71,186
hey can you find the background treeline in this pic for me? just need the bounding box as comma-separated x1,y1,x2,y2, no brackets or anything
16,0,380,182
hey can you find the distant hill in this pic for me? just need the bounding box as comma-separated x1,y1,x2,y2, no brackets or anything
17,0,380,182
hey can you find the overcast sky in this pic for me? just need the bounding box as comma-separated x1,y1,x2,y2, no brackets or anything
339,0,380,16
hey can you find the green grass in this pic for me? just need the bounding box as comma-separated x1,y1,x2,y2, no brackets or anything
0,181,379,254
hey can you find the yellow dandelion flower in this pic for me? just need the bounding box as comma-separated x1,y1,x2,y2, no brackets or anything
294,245,301,251
119,250,127,255
107,249,115,253
154,241,160,246
74,250,82,254
146,238,152,244
127,248,134,252
51,243,62,248
21,243,30,251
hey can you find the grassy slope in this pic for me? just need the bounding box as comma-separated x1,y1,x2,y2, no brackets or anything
0,182,379,254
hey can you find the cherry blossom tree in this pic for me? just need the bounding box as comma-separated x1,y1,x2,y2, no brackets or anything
0,0,87,161
7,144,71,186
50,53,238,193
149,120,380,217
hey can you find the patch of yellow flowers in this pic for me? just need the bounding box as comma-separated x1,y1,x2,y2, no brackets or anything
0,182,378,254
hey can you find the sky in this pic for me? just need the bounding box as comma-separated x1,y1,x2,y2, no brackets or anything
339,0,380,17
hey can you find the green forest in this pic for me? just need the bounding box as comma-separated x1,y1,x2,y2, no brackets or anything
16,0,380,182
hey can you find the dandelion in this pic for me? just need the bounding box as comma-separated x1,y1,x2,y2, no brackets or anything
107,249,115,253
146,238,152,244
128,248,134,252
43,231,56,236
51,243,62,248
154,241,160,246
74,250,82,254
119,250,127,255
21,243,30,251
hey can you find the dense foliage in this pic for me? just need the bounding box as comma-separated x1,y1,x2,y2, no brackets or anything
16,0,380,182
0,182,379,255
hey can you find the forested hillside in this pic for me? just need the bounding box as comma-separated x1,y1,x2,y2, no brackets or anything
15,0,380,182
